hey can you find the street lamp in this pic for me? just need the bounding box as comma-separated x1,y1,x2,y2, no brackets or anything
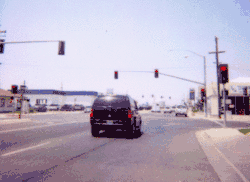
169,50,207,117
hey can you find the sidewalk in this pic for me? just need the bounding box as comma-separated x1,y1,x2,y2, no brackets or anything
196,128,250,181
188,110,250,127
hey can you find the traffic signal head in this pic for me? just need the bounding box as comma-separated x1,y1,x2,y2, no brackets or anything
11,85,18,94
0,39,4,54
200,88,206,102
219,64,228,84
155,69,159,78
58,41,65,55
243,87,248,96
114,71,118,79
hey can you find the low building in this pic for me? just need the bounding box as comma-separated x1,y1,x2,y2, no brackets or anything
19,89,98,108
0,89,21,113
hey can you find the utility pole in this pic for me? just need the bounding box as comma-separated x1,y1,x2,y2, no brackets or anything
209,36,225,118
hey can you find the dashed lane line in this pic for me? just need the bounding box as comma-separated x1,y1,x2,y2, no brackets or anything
0,121,80,134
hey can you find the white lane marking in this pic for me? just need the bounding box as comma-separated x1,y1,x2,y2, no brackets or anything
196,131,248,182
1,141,51,157
163,123,181,126
207,119,225,127
0,121,80,134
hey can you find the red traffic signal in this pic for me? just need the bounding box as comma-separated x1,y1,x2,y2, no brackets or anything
114,71,118,79
219,64,228,84
220,66,227,71
11,85,18,94
155,69,159,78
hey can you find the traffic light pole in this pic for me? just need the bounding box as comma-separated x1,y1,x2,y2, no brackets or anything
209,37,225,119
203,56,207,117
223,83,226,127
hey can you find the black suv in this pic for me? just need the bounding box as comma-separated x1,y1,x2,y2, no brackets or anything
90,94,142,138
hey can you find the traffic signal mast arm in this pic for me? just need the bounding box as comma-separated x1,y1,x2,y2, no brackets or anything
0,40,65,55
120,71,205,85
1,40,63,44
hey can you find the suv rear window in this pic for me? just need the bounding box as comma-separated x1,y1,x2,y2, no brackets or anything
92,96,130,110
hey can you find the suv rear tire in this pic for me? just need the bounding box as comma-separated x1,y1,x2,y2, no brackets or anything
91,125,100,137
127,122,135,139
135,120,142,137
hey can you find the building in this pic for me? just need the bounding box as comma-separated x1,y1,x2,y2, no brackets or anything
206,77,250,116
19,89,98,107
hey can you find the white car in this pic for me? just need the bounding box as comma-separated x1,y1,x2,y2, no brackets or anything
164,106,171,113
175,105,188,117
46,104,60,111
84,106,92,113
171,106,176,113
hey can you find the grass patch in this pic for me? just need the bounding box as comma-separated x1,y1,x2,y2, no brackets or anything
239,129,250,135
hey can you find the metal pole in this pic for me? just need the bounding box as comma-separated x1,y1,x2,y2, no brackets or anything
204,56,207,117
215,37,221,118
223,84,226,127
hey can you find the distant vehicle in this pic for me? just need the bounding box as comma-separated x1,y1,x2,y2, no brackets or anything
84,106,92,113
164,106,171,113
74,104,84,111
46,104,60,111
60,104,74,111
151,104,161,113
90,94,142,138
175,105,188,117
171,106,176,113
34,104,47,112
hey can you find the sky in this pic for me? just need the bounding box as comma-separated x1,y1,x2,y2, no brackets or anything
0,0,249,106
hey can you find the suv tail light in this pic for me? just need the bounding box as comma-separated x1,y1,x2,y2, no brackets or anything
90,109,93,118
128,110,133,118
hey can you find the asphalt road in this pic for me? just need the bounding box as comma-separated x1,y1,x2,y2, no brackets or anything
0,112,226,182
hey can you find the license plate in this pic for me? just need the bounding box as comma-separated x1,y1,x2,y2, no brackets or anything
107,120,113,125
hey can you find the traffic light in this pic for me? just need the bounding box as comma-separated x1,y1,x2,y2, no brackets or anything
219,64,228,84
243,87,248,96
200,88,206,102
114,71,118,79
11,85,18,94
10,96,14,100
155,69,159,78
58,41,65,55
0,39,4,54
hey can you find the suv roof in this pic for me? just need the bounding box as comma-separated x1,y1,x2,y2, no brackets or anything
92,94,137,109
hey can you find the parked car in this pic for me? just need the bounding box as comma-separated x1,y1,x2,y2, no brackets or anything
46,104,60,111
84,106,92,113
175,105,188,117
74,104,84,111
90,94,142,138
170,106,176,113
34,104,47,112
164,106,171,113
60,104,74,111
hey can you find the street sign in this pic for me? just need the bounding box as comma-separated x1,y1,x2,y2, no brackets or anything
190,89,195,100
